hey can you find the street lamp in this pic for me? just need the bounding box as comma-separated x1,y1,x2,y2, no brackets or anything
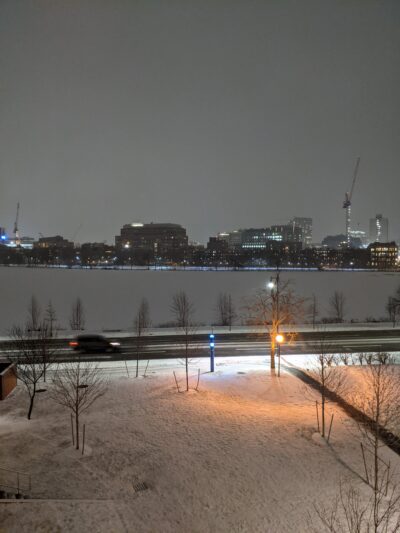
209,334,215,372
275,334,284,377
267,273,281,373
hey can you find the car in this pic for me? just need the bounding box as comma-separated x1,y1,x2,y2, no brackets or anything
69,334,121,353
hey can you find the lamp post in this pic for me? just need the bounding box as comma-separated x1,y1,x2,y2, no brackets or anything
275,334,284,377
267,270,280,372
209,334,215,372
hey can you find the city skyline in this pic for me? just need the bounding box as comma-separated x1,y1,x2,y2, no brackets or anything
0,209,394,247
1,1,399,244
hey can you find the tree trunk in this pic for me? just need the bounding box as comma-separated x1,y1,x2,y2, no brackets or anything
136,341,139,378
373,408,380,530
321,393,325,438
75,410,80,450
374,435,378,530
27,392,35,420
270,339,275,370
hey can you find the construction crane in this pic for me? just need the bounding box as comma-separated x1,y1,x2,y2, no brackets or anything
72,222,83,245
343,157,361,247
13,202,20,246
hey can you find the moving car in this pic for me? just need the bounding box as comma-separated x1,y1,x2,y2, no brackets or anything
69,334,121,353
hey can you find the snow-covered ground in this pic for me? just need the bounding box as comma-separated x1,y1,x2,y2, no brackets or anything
0,359,399,532
0,267,399,333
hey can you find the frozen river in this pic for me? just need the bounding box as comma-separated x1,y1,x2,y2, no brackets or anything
0,267,399,334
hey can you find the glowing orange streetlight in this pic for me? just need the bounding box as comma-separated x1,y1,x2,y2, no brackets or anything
275,334,284,376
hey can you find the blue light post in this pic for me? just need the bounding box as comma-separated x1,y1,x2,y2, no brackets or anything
209,334,215,372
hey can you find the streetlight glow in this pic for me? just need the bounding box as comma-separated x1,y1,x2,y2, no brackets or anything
276,334,284,344
267,281,274,289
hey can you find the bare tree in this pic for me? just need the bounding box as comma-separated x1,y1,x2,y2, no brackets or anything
329,291,346,323
311,480,370,533
310,293,318,329
50,361,107,450
306,333,347,438
339,350,351,366
386,290,400,328
350,356,400,531
313,358,400,532
312,478,400,532
170,291,196,392
133,298,151,378
9,321,55,419
45,300,57,338
244,271,305,370
215,292,237,331
70,297,85,331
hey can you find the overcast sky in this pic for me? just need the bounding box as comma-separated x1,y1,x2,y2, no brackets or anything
0,0,399,245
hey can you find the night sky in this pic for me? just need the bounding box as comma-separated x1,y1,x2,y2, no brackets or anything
0,0,399,244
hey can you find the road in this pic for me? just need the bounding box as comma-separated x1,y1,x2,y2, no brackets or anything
1,328,399,363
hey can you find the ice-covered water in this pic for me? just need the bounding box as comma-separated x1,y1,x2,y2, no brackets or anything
0,266,399,333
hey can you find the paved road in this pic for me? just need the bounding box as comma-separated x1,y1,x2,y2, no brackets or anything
2,328,399,363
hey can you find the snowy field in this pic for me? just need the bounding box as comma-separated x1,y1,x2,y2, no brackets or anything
0,267,399,334
1,359,400,532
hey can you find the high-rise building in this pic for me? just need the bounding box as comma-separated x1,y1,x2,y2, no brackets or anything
115,222,188,262
369,214,389,243
269,224,303,245
290,218,313,248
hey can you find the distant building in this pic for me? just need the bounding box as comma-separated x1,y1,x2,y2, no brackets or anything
369,214,389,243
219,225,302,250
349,229,367,248
80,242,116,265
312,246,369,269
7,236,35,250
269,224,303,245
216,230,242,249
207,236,229,261
290,217,313,248
34,235,74,249
322,232,366,250
238,226,301,249
115,222,188,263
322,234,347,250
240,229,272,250
368,242,397,269
0,227,7,243
31,236,74,265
